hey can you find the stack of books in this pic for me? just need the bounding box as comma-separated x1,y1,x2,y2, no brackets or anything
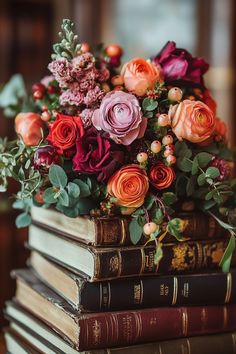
4,205,236,353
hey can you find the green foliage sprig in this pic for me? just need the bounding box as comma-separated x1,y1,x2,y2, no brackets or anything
51,19,81,60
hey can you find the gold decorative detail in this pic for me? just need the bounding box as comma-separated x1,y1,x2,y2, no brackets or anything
172,277,178,305
201,308,207,330
109,255,120,273
140,248,146,274
134,281,143,305
92,320,102,345
171,244,196,271
150,317,157,325
225,273,232,303
223,306,228,329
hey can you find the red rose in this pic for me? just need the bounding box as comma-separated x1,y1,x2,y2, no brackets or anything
47,113,84,154
73,127,124,182
149,162,175,189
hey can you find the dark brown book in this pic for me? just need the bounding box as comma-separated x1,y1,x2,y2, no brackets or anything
28,224,235,281
12,269,236,351
30,251,236,312
5,302,236,354
31,205,227,246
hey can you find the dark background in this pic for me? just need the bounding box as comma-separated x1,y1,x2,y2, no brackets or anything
0,0,235,329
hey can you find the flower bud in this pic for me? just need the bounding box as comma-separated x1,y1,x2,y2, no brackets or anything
151,140,162,153
33,146,60,173
168,87,183,102
143,222,157,235
162,135,174,145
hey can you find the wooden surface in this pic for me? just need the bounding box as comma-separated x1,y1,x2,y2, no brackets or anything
0,334,6,354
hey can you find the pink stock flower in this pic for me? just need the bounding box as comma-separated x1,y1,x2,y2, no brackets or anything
92,91,147,145
59,83,84,106
84,86,105,107
48,59,73,88
80,108,94,128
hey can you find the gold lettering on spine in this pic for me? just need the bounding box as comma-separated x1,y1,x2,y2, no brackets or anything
172,277,178,305
196,242,203,268
119,219,126,245
225,273,232,303
182,309,188,336
223,306,228,329
140,248,146,274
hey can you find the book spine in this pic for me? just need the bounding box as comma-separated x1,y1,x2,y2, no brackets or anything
92,239,231,280
81,271,236,311
94,213,227,246
78,305,236,350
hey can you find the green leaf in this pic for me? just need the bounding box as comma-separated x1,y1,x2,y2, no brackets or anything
49,165,68,188
177,157,192,172
145,111,154,119
132,208,145,217
196,152,212,168
67,182,80,198
154,245,163,265
167,218,185,241
205,190,214,201
43,187,58,204
56,204,79,218
15,212,31,228
174,141,192,158
0,74,26,108
220,234,236,272
162,192,177,206
191,157,199,175
212,191,224,204
58,189,69,206
129,219,143,245
197,173,206,186
152,208,164,224
142,97,158,112
202,199,217,210
208,211,236,230
73,179,91,197
206,167,220,179
144,194,155,210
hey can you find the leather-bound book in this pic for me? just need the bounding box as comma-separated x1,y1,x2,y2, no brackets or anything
11,269,236,351
28,224,235,281
31,205,227,246
4,302,236,354
29,251,236,312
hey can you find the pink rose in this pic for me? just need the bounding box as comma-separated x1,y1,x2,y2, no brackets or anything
121,58,162,96
169,100,215,143
92,91,147,145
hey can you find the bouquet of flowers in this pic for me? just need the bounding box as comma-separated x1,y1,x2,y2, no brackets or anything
1,19,236,270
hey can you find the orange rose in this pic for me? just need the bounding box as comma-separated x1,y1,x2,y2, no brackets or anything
121,58,162,96
169,100,215,143
47,113,84,153
15,112,45,146
214,117,227,140
149,162,175,190
107,165,149,208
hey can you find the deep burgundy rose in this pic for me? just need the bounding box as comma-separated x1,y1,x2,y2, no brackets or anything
154,41,209,85
73,127,124,182
33,146,61,174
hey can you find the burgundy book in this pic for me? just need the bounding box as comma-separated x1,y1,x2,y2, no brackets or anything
12,269,236,351
28,224,235,281
5,302,236,354
31,205,227,246
30,251,236,311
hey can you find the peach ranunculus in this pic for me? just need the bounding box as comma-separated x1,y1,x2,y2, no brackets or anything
107,164,149,208
169,99,215,143
15,112,45,146
121,58,162,96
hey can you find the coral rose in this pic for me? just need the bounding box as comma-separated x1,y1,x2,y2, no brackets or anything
149,162,175,190
92,91,147,145
107,165,149,208
121,58,162,96
169,100,215,143
15,112,45,146
47,113,84,154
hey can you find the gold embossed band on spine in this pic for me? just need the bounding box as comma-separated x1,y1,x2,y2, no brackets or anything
172,277,178,305
139,280,144,305
182,309,188,336
225,272,232,303
119,219,126,245
117,251,122,277
139,248,146,274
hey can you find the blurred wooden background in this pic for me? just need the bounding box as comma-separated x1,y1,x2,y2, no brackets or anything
0,0,235,329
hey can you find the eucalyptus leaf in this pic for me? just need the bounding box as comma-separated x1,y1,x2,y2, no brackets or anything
49,165,68,188
154,245,163,265
67,182,80,198
142,97,158,112
220,234,236,272
196,152,212,168
43,187,58,204
58,189,69,206
197,173,206,186
15,212,31,228
129,218,143,245
206,167,220,179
